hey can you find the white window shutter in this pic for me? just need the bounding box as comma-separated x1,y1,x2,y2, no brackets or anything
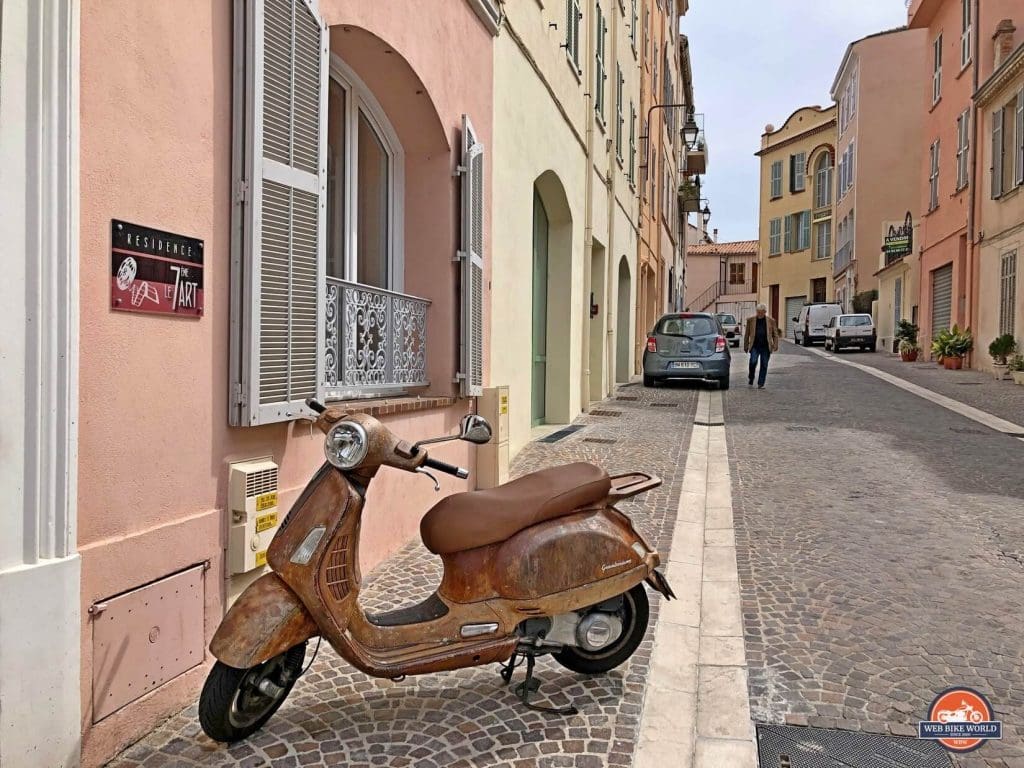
230,0,328,426
459,115,485,397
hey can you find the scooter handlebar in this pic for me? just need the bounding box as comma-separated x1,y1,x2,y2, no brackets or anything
423,456,469,480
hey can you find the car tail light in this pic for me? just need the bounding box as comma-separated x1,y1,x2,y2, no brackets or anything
715,336,727,353
646,336,658,353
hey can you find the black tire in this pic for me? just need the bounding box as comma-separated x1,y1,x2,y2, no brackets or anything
833,337,841,353
554,584,650,675
199,643,306,743
718,375,730,391
802,333,811,347
643,375,656,387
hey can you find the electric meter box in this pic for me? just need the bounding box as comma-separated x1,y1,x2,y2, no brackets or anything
477,386,509,489
227,458,281,574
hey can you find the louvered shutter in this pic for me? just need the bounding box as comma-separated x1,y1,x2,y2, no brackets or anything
231,0,328,426
459,116,485,397
993,107,1004,199
783,215,792,252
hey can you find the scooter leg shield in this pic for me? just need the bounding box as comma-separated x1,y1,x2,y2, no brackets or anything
210,573,318,669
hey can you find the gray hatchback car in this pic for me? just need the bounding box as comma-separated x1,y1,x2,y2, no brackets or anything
642,312,731,390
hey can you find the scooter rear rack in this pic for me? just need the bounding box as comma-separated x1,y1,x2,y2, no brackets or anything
499,651,579,717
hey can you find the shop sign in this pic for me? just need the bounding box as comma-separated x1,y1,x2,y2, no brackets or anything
111,219,204,317
883,212,914,266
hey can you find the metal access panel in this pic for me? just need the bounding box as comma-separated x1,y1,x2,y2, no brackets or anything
92,565,206,722
756,724,951,768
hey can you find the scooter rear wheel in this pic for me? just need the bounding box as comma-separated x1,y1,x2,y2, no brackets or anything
199,642,306,743
553,584,649,675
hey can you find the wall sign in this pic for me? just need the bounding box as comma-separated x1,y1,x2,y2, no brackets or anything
111,220,204,317
882,212,914,265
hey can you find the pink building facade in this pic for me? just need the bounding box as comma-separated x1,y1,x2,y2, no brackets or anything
909,0,1020,356
684,240,760,323
1,1,497,765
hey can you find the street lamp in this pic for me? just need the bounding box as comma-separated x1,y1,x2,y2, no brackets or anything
701,204,711,227
682,111,700,150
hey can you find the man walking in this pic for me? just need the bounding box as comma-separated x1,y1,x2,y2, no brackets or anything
744,303,780,388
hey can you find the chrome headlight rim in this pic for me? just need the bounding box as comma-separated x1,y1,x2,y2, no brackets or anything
324,420,369,470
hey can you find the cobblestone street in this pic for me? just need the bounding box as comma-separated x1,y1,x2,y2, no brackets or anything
108,384,699,768
728,343,1024,768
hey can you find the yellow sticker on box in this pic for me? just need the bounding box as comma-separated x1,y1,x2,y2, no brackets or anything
500,395,508,415
255,550,267,567
255,511,278,533
255,492,277,512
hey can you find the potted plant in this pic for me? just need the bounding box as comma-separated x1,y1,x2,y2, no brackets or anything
896,320,920,361
988,334,1017,380
942,325,973,370
930,327,953,364
1010,354,1024,385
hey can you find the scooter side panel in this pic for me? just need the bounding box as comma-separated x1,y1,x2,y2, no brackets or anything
209,573,318,669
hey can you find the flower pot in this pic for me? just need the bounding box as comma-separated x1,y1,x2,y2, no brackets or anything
900,350,919,362
1013,371,1024,385
993,364,1010,381
943,356,963,370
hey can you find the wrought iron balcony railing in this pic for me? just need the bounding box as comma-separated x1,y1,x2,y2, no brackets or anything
324,277,430,400
833,243,853,276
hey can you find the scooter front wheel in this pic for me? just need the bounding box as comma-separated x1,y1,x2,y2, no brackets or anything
199,642,306,743
554,584,649,675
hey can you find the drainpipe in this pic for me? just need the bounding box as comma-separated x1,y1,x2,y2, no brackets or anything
965,0,980,367
581,0,597,412
605,10,620,395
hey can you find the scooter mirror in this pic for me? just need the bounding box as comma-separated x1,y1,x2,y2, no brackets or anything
459,414,493,445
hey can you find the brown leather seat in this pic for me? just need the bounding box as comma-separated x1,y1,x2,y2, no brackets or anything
420,462,611,554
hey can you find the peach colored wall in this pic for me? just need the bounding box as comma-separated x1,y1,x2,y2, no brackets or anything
845,30,928,297
77,1,492,765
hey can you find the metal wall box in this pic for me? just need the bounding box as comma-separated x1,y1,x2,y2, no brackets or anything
477,386,509,489
91,565,205,722
228,458,280,574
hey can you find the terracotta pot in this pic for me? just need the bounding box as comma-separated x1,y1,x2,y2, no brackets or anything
1013,371,1024,385
943,356,963,370
900,350,919,362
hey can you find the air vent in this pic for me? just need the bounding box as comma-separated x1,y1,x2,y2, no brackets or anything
322,535,351,601
590,409,622,417
245,465,279,497
615,396,639,401
650,403,678,408
756,724,950,767
786,426,819,432
584,437,617,445
539,425,585,443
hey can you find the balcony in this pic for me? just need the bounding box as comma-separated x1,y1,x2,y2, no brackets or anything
833,243,853,277
323,277,430,400
678,177,702,213
684,133,707,175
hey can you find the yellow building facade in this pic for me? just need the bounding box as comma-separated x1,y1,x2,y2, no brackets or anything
756,106,837,337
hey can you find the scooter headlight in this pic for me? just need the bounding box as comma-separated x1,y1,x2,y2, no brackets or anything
324,421,369,470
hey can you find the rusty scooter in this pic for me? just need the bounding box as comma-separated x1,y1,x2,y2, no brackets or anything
199,400,674,742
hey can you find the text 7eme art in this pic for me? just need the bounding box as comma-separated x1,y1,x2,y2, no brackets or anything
110,219,204,318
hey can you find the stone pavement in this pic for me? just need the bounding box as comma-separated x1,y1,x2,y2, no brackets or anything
846,348,1024,429
725,344,1024,768
107,382,701,768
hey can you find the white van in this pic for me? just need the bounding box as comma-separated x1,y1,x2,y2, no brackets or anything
793,302,843,346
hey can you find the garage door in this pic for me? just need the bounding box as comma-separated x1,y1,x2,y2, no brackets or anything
785,295,806,340
931,264,953,334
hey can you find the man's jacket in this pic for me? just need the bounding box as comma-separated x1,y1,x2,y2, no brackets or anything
744,315,781,353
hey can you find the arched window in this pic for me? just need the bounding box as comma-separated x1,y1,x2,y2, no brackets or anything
814,152,833,209
326,56,405,291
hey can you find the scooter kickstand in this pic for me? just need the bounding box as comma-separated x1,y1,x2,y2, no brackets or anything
511,653,579,717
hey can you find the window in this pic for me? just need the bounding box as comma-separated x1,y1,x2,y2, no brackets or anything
956,109,970,191
657,316,716,337
837,144,854,200
839,71,857,136
961,0,972,69
327,62,404,290
615,65,624,160
797,211,811,251
1016,88,1024,187
993,106,1005,198
769,218,782,255
814,220,831,260
814,153,833,209
595,4,606,121
929,139,940,211
933,34,942,105
840,315,872,327
729,263,745,285
565,0,581,72
628,101,636,185
770,160,783,199
630,0,638,51
811,278,827,304
1000,250,1017,336
783,214,792,252
790,152,807,193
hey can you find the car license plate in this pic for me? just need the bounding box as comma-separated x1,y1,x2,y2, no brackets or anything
670,362,701,369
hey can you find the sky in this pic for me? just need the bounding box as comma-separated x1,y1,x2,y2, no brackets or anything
681,0,909,243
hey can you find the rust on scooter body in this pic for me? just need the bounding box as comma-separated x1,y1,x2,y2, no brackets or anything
201,403,673,743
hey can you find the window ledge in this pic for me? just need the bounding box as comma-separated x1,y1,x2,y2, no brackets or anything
929,96,942,113
997,185,1022,203
325,395,458,418
596,113,607,133
566,56,582,83
951,184,969,199
957,59,971,79
924,204,940,217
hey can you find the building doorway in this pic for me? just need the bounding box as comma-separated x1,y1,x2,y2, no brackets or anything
589,240,607,403
531,189,548,427
616,257,632,383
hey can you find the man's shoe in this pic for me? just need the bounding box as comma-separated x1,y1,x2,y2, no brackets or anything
757,384,765,389
747,379,753,386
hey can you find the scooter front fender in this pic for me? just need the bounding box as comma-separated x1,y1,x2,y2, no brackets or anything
210,573,318,669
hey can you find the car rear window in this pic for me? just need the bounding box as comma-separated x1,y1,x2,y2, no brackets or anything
717,314,737,325
657,316,715,337
840,315,872,327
